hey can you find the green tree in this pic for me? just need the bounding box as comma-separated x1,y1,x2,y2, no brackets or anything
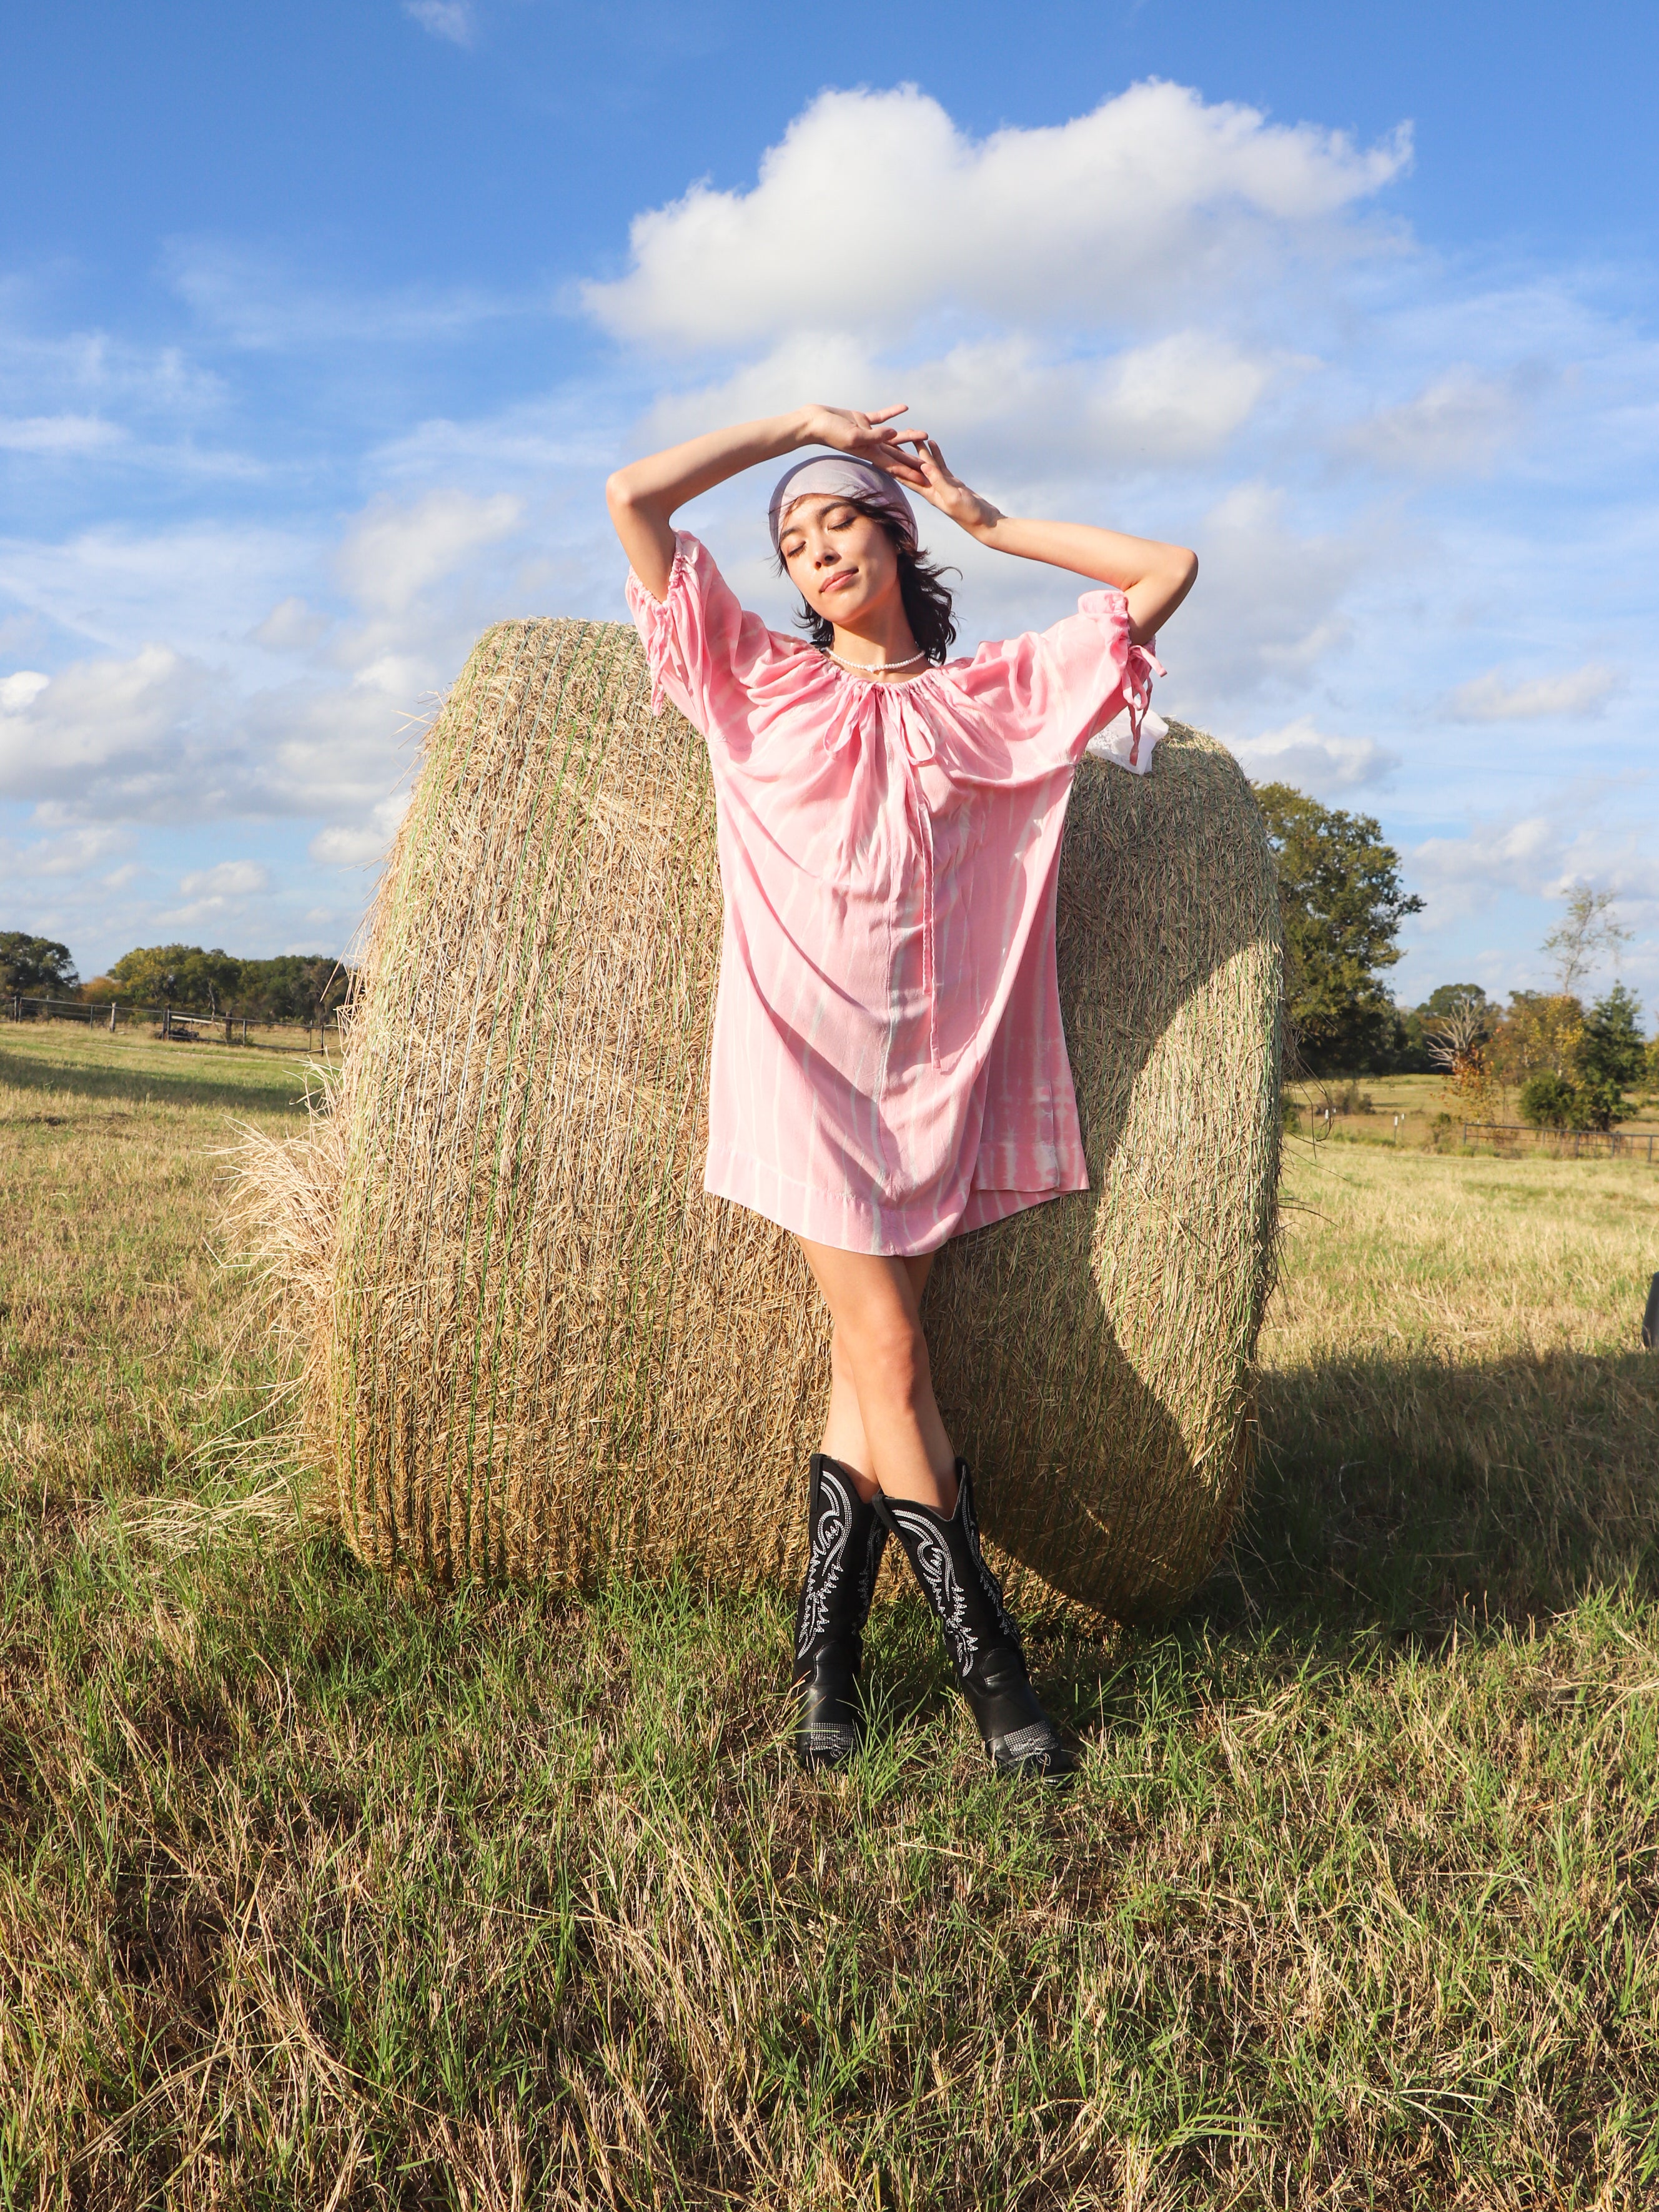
235,955,349,1022
0,931,79,996
1253,784,1424,1074
1419,983,1494,1023
107,944,244,1012
1518,1071,1578,1130
1578,983,1646,1092
105,943,347,1020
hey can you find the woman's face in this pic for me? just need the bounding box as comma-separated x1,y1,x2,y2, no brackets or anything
778,497,900,629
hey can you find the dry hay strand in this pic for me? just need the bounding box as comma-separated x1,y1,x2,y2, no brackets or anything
235,617,1281,1622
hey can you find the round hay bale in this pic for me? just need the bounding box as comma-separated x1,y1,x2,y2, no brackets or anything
255,616,1280,1622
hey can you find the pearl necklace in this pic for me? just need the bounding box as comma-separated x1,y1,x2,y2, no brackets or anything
820,645,928,678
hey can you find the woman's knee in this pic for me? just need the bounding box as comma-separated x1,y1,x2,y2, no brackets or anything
844,1307,930,1408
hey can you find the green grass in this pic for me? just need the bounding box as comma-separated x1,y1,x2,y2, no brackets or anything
3,1029,1659,2206
0,1016,323,1116
1286,1067,1659,1151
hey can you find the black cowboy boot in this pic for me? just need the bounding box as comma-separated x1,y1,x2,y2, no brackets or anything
876,1461,1078,1781
791,1453,889,1770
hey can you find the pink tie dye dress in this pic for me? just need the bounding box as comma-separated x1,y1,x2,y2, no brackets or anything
627,531,1162,1256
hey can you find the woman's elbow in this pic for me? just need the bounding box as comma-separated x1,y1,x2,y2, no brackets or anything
1162,546,1199,615
605,469,638,519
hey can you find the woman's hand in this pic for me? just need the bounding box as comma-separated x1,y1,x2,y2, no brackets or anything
797,403,931,484
892,437,1004,537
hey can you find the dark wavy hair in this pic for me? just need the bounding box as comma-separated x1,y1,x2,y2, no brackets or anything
776,500,959,664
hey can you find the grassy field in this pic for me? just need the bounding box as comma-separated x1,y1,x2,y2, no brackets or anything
1286,1069,1659,1152
4,1020,1659,2207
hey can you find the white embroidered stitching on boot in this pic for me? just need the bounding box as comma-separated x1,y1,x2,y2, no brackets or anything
796,1464,854,1658
891,1505,979,1674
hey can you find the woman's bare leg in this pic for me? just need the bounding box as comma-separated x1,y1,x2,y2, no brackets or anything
799,1240,957,1513
818,1252,936,1489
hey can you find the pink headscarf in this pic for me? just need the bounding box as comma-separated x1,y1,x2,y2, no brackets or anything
768,454,919,553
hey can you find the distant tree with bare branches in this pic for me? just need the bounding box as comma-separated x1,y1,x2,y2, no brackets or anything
1543,885,1630,996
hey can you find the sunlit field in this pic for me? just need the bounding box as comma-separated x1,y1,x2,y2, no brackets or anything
4,1020,1658,2207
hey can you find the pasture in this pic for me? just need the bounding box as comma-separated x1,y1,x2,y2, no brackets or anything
2,1020,1658,2207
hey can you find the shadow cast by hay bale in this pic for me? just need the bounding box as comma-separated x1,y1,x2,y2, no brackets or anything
1208,1342,1659,1635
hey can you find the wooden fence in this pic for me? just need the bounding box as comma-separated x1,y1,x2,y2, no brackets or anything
1462,1121,1658,1162
6,993,341,1054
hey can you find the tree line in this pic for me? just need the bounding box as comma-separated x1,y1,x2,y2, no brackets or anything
1254,785,1654,1118
0,934,349,1024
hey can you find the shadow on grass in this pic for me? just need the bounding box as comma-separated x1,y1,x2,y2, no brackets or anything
1212,1340,1659,1639
547,1332,1659,1766
0,1042,310,1116
895,1334,1659,1748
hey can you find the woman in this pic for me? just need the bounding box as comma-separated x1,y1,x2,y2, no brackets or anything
607,402,1196,1782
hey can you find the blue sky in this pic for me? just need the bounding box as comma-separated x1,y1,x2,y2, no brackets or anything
2,0,1655,1008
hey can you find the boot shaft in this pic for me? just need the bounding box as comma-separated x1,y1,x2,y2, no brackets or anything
794,1453,888,1669
874,1461,1022,1685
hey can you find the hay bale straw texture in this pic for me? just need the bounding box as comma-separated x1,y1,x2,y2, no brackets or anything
240,617,1282,1622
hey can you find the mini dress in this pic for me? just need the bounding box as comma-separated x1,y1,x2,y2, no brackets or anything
627,531,1163,1257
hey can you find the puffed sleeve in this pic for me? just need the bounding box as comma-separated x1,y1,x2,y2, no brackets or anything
624,531,748,727
960,586,1165,779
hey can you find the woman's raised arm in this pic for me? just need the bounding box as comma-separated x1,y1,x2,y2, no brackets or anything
606,404,928,602
899,439,1198,647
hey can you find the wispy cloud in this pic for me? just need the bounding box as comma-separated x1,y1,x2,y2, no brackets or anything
1344,366,1527,477
161,241,523,350
0,414,126,455
310,792,412,868
334,489,523,617
178,859,270,898
1448,663,1623,722
404,0,476,46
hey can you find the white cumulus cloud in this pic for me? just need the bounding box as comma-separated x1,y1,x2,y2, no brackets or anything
1448,662,1622,722
585,81,1410,348
1229,716,1399,797
0,645,216,805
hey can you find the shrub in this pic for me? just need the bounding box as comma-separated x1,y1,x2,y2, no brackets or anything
1519,1071,1578,1130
